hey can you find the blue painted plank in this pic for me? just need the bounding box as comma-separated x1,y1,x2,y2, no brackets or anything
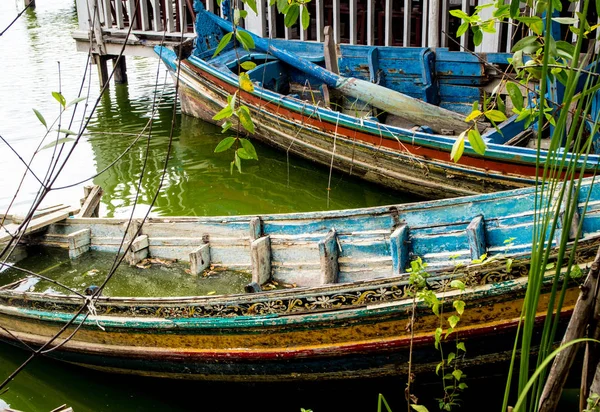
467,215,486,261
390,225,409,275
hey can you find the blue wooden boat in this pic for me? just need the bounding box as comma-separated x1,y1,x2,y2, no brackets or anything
154,3,600,199
0,179,596,381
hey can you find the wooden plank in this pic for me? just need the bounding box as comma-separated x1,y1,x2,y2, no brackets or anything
390,225,409,275
319,229,339,284
151,0,163,31
77,185,103,218
124,221,148,265
466,215,486,261
0,208,77,244
366,0,375,45
68,228,91,259
323,26,339,75
250,217,262,241
332,0,340,44
190,243,210,275
384,0,392,46
115,0,125,29
11,204,71,224
251,236,271,285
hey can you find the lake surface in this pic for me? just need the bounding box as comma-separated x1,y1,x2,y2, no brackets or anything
0,1,426,410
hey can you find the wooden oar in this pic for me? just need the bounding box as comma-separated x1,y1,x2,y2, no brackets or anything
202,11,472,134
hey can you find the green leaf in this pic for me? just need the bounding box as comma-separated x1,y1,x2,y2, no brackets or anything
458,383,468,390
237,148,253,160
58,128,78,135
66,97,87,108
516,16,543,35
449,9,470,20
234,151,242,173
284,4,300,27
213,32,233,58
236,30,255,51
452,369,463,381
481,19,496,33
448,315,460,329
447,352,456,365
506,82,523,111
506,257,513,272
213,105,233,121
276,0,288,13
239,138,258,159
239,72,255,93
52,91,66,108
301,5,310,30
451,132,465,163
484,110,507,123
233,9,248,25
468,129,486,155
41,137,74,150
244,0,258,14
472,26,483,46
457,342,466,352
465,109,482,123
230,160,235,175
240,61,257,71
450,280,465,291
32,109,47,129
436,361,444,375
511,35,540,53
509,0,520,18
410,405,430,412
221,120,233,133
453,300,465,315
434,327,443,350
456,22,469,37
551,17,578,25
214,136,236,153
237,106,255,133
556,40,575,60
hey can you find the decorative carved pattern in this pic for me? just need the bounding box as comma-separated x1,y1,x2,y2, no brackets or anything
2,244,596,320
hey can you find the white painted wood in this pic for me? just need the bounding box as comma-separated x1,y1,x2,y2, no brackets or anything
403,0,412,46
474,0,499,53
506,17,514,52
571,1,581,43
349,0,357,44
284,24,292,39
68,228,91,259
150,0,163,31
165,0,175,32
178,0,187,33
460,0,469,49
251,236,271,285
245,0,266,37
300,4,307,40
267,2,277,38
315,0,324,41
428,0,439,47
441,0,448,47
366,0,375,45
421,0,428,46
76,0,90,31
139,0,150,30
333,0,340,44
207,0,215,13
101,0,112,28
384,0,392,46
126,0,137,29
115,0,124,29
190,244,210,274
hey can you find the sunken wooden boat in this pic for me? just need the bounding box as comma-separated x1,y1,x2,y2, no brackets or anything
155,3,600,199
0,179,597,381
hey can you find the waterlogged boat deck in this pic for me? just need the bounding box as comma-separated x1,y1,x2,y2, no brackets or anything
0,248,252,298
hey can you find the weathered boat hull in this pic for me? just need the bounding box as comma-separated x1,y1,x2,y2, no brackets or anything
0,273,581,381
153,6,600,199
0,178,598,381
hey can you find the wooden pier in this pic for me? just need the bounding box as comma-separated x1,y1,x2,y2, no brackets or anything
72,0,520,85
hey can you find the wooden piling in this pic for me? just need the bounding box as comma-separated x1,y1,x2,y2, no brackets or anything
112,56,128,84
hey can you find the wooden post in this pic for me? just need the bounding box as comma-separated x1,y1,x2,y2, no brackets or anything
93,54,110,88
112,56,128,84
24,0,36,8
190,243,210,275
319,229,339,285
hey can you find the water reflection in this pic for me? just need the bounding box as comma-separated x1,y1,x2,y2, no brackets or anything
88,81,411,217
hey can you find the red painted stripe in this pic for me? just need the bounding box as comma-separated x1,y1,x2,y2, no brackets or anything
181,61,589,180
